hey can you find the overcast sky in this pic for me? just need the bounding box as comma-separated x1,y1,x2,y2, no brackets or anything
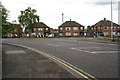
1,0,119,29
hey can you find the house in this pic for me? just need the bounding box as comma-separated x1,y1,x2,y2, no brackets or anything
50,28,59,37
58,20,84,37
90,18,120,37
25,22,50,37
7,24,22,38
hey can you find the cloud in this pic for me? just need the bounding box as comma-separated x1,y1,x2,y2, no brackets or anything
92,1,119,11
1,0,118,28
16,1,37,7
94,2,117,5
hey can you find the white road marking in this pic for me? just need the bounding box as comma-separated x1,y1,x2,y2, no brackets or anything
71,47,118,54
45,43,75,47
45,44,60,47
91,51,118,54
6,50,25,54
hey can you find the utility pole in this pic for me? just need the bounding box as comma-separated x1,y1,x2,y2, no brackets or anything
111,0,113,40
62,13,64,37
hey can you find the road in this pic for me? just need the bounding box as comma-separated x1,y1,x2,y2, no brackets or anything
2,38,118,79
2,44,74,78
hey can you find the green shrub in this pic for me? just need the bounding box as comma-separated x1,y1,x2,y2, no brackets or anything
99,33,104,36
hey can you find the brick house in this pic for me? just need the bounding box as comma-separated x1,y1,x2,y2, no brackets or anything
90,18,120,37
7,24,22,38
25,22,50,37
50,28,59,37
58,20,84,37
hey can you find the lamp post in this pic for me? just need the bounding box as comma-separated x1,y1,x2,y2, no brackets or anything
111,0,113,40
118,1,120,25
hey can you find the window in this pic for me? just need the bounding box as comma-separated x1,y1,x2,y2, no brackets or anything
66,27,70,30
73,32,78,36
59,33,63,36
98,26,101,30
112,32,116,35
33,28,36,31
80,32,84,36
104,26,108,30
81,27,83,30
38,28,43,31
94,27,96,30
117,27,120,29
117,32,120,35
38,33,43,35
73,27,78,30
91,27,93,30
31,33,36,36
104,32,108,36
46,28,48,30
66,32,71,36
8,33,12,37
60,28,63,30
112,26,116,29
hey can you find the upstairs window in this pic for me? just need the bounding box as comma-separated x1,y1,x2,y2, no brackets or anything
81,27,83,30
112,26,116,29
94,27,96,30
33,28,36,31
104,26,108,30
98,26,101,30
73,27,78,30
46,28,48,30
38,28,43,31
60,27,63,30
91,27,93,30
66,27,70,30
118,27,120,29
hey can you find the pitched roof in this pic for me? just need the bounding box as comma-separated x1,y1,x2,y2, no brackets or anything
92,18,120,27
59,21,84,28
33,22,50,28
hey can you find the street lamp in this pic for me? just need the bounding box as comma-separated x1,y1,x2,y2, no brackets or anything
111,0,113,40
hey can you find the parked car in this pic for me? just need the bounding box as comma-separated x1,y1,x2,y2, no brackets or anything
48,34,54,38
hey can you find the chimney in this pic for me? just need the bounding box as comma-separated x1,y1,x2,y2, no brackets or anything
104,18,106,21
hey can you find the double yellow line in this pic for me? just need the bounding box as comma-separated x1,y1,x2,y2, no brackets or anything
6,43,98,80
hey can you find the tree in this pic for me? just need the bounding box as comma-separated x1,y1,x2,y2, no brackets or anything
86,25,91,33
18,7,39,37
0,2,15,37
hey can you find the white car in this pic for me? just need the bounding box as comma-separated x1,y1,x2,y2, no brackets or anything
48,34,54,38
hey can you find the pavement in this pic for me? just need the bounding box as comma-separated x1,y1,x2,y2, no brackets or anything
2,38,119,79
2,43,75,78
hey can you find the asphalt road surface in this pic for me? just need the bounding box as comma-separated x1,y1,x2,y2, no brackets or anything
2,38,118,79
2,44,75,78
